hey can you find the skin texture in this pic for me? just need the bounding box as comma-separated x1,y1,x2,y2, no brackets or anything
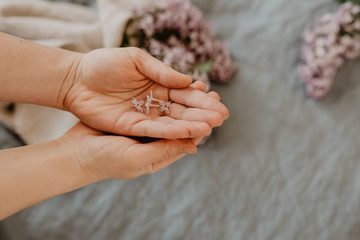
0,32,229,220
0,83,220,220
63,47,229,139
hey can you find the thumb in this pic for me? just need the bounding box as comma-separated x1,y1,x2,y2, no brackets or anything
127,138,197,172
127,47,192,88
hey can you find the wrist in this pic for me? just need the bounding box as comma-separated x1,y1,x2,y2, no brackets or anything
0,33,85,108
57,129,106,183
52,137,100,187
55,52,84,111
0,136,99,219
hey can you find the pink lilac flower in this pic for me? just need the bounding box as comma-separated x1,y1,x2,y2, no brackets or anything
299,2,360,100
124,0,236,84
210,40,236,83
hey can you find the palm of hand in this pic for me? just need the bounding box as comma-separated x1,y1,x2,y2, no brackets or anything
65,122,197,180
65,48,228,139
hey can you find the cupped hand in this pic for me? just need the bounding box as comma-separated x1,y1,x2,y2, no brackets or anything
61,82,221,180
62,47,229,139
62,122,197,180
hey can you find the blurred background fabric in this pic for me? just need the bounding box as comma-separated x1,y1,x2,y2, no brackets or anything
0,0,160,144
2,0,360,239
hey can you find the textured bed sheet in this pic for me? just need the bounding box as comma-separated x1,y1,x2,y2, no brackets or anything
2,0,360,239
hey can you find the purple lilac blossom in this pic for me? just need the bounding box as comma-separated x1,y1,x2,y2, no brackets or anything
125,0,236,86
299,2,360,100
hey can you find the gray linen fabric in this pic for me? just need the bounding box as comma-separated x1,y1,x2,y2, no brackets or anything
2,0,360,239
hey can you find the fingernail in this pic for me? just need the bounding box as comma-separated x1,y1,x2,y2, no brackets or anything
182,146,197,154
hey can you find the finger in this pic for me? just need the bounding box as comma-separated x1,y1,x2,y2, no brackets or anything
191,82,220,101
192,137,202,145
65,121,102,137
207,91,220,101
127,47,192,88
170,87,229,119
191,82,219,101
126,139,197,168
192,131,212,145
150,153,187,173
168,103,223,127
128,117,212,139
191,81,206,92
190,92,220,145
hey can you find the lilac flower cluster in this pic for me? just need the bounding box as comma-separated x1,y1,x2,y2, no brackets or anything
299,2,360,100
123,0,236,91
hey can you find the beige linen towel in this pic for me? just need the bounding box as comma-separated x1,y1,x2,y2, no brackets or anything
0,0,160,144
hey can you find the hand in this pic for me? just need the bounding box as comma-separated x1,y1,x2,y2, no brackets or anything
62,47,229,139
62,122,198,180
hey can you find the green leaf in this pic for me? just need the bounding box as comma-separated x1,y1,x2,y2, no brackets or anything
121,33,130,47
340,0,360,5
192,61,214,74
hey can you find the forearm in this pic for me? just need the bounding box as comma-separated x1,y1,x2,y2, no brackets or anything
0,32,82,109
0,139,96,220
